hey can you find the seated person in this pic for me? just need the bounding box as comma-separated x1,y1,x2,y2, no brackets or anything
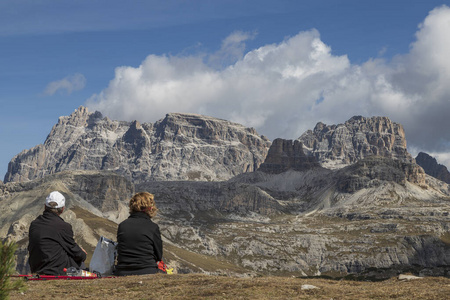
28,191,87,275
114,192,163,276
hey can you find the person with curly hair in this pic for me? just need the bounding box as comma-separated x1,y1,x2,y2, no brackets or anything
114,192,163,276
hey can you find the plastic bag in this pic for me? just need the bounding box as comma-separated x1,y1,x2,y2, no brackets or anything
89,236,117,276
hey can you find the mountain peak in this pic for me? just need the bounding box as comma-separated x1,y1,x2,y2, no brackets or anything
258,138,321,174
4,108,270,183
299,116,412,169
415,152,450,183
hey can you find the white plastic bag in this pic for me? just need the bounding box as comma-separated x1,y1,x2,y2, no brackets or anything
89,236,117,276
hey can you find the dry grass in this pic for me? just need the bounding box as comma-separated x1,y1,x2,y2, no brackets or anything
163,243,248,274
9,274,450,300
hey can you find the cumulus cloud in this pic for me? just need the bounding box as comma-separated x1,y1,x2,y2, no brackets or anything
207,30,257,69
86,5,450,168
44,73,86,95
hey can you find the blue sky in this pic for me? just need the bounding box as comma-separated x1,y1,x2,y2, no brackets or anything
1,0,450,180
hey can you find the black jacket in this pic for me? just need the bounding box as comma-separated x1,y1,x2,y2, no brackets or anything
115,212,163,276
28,210,86,275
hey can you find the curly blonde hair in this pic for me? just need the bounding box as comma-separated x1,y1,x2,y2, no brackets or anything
129,192,158,218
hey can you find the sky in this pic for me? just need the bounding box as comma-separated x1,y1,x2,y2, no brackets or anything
1,0,450,181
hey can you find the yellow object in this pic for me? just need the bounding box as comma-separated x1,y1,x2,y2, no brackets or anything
80,270,97,277
166,268,174,275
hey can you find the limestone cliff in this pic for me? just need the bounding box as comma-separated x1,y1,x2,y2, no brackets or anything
336,156,427,193
257,138,321,174
3,160,449,278
137,156,449,278
2,112,449,278
4,106,270,183
299,116,413,169
416,152,450,184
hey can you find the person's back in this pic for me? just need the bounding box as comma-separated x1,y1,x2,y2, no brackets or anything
28,191,86,275
115,192,163,276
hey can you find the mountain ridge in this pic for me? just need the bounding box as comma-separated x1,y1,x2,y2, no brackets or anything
298,115,413,169
1,108,449,278
416,152,450,184
4,106,270,183
6,107,432,185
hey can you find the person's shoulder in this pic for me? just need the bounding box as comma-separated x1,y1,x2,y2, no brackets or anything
145,218,159,229
136,214,158,226
29,216,39,227
51,213,72,229
121,213,158,227
118,218,128,227
30,213,47,225
118,215,136,227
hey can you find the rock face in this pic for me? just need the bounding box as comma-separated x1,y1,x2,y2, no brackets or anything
336,156,426,193
298,116,413,169
416,152,450,184
4,106,271,183
2,112,450,278
257,139,321,174
4,157,449,278
136,180,284,216
141,156,450,278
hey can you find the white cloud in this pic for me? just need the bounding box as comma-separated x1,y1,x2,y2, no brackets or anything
431,152,450,172
86,5,450,168
208,30,256,69
44,73,86,95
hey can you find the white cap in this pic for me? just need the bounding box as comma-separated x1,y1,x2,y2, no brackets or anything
45,191,65,208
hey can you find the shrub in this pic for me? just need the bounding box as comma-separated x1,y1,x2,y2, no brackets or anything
0,240,25,300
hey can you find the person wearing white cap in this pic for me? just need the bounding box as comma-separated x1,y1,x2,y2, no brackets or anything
28,191,87,275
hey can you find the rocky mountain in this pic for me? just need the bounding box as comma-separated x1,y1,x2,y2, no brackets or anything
4,106,270,184
130,152,450,279
298,116,413,169
2,139,449,279
1,112,449,279
257,138,321,174
2,155,449,278
5,112,418,186
416,152,450,184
